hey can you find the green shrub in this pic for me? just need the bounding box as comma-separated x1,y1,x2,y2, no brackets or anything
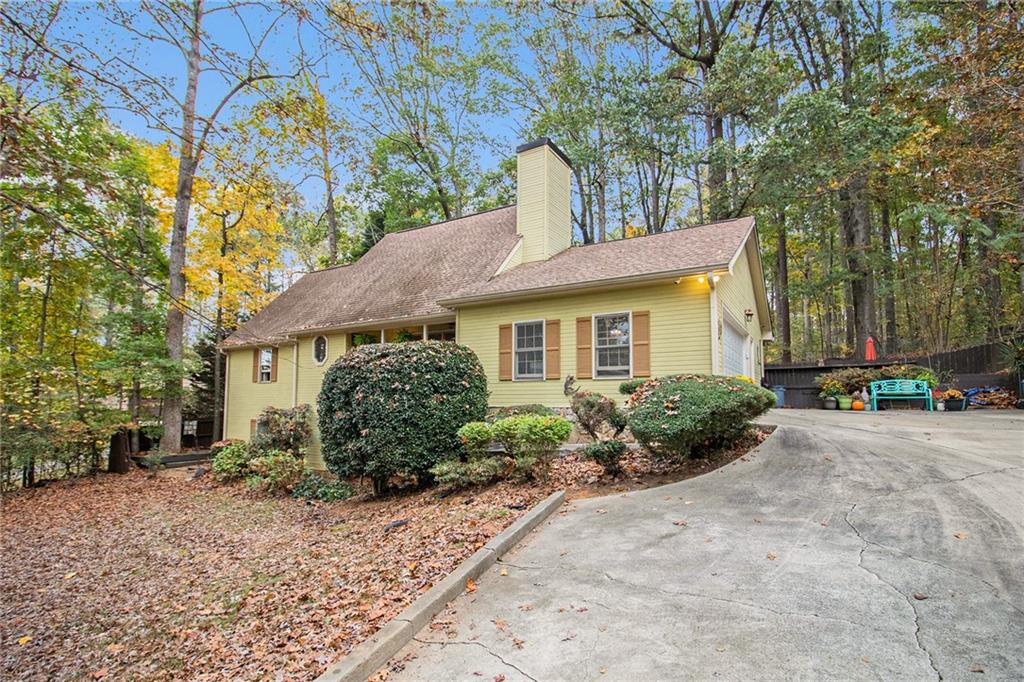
618,379,647,396
583,440,628,476
430,456,508,489
317,341,488,495
491,414,571,480
246,450,304,494
814,364,940,393
251,404,313,455
457,421,493,458
210,438,244,458
140,449,166,477
212,442,252,481
569,389,626,440
292,473,354,501
485,404,555,423
628,374,775,458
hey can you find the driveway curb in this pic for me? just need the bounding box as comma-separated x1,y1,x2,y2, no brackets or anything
315,490,566,682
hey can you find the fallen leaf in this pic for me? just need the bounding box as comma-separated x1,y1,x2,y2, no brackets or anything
492,618,508,631
17,636,31,646
766,552,776,561
406,562,418,572
716,645,726,652
91,668,108,679
499,568,508,576
518,603,533,611
673,520,688,527
595,509,607,515
465,577,476,593
970,665,984,673
105,643,124,655
954,532,968,540
63,572,77,580
599,668,607,674
512,637,525,649
494,675,506,682
753,518,762,524
913,593,928,600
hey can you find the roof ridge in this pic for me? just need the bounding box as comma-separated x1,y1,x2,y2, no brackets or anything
384,204,516,237
570,216,753,249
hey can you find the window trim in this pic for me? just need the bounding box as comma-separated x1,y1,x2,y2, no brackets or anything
512,319,546,381
592,311,633,380
257,347,273,383
312,335,328,366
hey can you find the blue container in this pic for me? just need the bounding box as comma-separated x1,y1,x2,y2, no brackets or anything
772,385,785,408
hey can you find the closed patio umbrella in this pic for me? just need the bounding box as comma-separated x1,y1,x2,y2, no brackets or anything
865,335,878,361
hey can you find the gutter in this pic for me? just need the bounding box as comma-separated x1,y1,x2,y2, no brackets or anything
219,313,456,351
439,263,730,307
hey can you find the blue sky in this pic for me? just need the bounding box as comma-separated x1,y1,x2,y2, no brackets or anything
57,1,526,208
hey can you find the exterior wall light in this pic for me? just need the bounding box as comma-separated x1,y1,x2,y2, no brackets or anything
744,308,754,322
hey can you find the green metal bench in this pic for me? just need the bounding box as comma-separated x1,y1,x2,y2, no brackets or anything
870,379,934,412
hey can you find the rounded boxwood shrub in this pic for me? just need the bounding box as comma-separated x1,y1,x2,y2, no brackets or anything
628,374,776,458
212,442,253,481
490,414,571,480
318,341,488,494
583,440,628,476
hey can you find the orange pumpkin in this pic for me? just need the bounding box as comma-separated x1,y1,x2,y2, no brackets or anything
852,400,865,411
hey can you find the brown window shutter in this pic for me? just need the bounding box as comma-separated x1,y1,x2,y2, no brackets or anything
545,319,561,380
498,324,512,381
633,310,651,377
250,419,257,438
252,348,259,383
575,317,592,379
270,347,279,382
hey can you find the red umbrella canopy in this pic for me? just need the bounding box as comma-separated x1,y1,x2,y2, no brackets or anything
865,335,878,361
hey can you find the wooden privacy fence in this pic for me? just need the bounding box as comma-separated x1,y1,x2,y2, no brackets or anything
764,341,1014,408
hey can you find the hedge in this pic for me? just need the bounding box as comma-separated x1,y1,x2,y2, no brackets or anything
628,374,775,458
317,341,488,494
813,364,939,393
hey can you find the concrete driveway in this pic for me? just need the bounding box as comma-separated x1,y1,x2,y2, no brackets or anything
388,410,1024,681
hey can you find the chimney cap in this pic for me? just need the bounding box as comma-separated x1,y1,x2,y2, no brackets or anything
515,137,573,169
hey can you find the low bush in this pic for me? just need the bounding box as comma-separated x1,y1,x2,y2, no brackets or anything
210,439,244,458
252,404,313,455
490,414,571,480
457,421,493,458
246,450,304,494
569,389,627,440
618,379,647,396
583,440,628,476
292,473,354,502
814,364,940,393
485,404,555,423
430,456,508,488
628,374,775,458
318,341,488,495
212,442,252,481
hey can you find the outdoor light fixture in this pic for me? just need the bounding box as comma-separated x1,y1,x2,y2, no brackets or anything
744,308,754,322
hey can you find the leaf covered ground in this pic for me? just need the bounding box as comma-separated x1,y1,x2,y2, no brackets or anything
1,432,764,680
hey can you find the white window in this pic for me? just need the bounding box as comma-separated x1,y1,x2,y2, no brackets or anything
594,312,631,378
313,335,328,365
258,348,273,383
513,320,544,380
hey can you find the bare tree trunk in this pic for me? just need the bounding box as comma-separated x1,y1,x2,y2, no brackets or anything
320,113,338,265
212,214,228,442
879,198,898,354
776,211,792,362
162,0,204,453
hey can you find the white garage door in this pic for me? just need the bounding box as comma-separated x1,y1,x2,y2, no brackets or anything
723,319,748,376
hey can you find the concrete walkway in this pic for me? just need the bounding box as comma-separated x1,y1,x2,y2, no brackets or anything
387,410,1024,681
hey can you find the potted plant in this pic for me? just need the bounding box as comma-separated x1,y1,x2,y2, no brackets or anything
837,394,854,410
818,378,844,410
943,388,967,411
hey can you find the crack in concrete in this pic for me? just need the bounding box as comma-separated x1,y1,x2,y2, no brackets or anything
599,570,869,629
411,636,538,681
843,504,942,681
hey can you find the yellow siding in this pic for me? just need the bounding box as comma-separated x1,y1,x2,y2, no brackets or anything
224,346,292,442
516,144,571,263
716,243,766,378
224,332,348,471
457,279,711,407
545,149,571,258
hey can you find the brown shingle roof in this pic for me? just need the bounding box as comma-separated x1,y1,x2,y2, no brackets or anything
223,206,520,347
440,216,754,304
223,212,755,347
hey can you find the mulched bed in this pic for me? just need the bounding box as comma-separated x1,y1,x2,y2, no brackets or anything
0,428,768,681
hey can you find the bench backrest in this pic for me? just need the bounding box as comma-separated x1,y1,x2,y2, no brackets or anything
870,379,929,394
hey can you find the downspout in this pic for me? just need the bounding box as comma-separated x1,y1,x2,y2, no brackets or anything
292,342,299,408
708,272,720,374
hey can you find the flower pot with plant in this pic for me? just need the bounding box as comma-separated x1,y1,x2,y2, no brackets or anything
837,395,854,410
943,388,967,412
818,378,844,410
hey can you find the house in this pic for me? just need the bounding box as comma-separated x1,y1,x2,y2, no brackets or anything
221,138,772,469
